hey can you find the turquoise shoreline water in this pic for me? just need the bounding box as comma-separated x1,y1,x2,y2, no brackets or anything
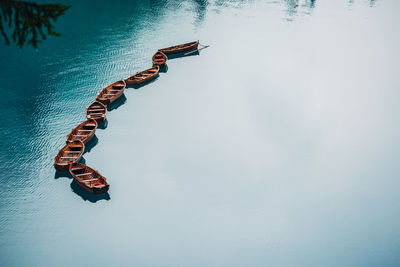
1,0,400,266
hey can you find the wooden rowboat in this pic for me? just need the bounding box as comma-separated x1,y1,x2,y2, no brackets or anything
152,51,167,67
158,40,199,54
69,163,109,194
96,80,126,105
54,140,85,171
125,66,160,85
86,101,107,123
66,119,97,144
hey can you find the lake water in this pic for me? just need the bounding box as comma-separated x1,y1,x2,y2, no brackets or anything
1,0,400,266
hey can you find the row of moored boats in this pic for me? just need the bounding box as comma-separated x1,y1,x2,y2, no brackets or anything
54,41,200,194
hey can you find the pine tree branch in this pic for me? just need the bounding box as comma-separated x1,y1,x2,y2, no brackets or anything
0,0,70,48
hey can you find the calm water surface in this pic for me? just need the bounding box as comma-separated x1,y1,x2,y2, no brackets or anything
1,0,400,266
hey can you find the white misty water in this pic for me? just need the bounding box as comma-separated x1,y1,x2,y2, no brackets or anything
0,0,399,266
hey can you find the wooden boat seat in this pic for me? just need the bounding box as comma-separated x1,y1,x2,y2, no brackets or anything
71,134,87,137
75,172,92,177
88,112,104,115
88,108,104,111
83,178,99,182
60,156,76,159
64,151,82,153
78,129,93,132
71,167,84,171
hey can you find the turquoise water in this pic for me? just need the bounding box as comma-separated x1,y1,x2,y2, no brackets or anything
1,0,400,266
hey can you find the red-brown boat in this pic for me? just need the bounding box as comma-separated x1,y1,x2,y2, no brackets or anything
125,66,159,85
158,40,199,54
86,101,107,123
96,80,126,105
69,163,109,194
66,119,97,144
152,51,167,67
54,140,85,171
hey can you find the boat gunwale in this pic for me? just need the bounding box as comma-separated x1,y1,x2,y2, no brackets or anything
125,66,160,85
69,162,109,194
96,80,126,104
86,101,107,122
152,51,168,67
66,119,98,144
54,140,85,171
158,40,199,54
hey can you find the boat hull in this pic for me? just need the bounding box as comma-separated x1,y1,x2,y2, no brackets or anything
54,141,85,171
76,180,110,194
54,153,83,170
66,119,97,144
69,162,109,194
54,159,80,172
96,80,126,105
152,51,167,67
159,41,199,54
86,101,107,123
125,66,159,85
89,115,105,123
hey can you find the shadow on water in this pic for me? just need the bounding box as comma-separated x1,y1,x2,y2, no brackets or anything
54,170,72,179
107,94,127,111
97,118,108,129
84,135,98,153
130,75,160,90
158,64,168,73
79,157,86,165
70,180,110,203
166,50,199,60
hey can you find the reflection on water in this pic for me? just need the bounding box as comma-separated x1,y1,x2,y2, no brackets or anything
369,0,377,7
0,0,398,266
192,0,208,26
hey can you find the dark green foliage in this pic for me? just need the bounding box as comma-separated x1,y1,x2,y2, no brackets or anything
0,0,70,48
